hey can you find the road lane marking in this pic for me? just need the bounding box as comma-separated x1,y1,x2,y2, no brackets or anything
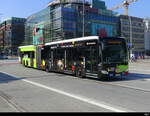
0,71,129,112
23,79,128,112
24,79,132,112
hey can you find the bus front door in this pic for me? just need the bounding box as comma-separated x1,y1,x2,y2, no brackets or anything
85,46,98,75
30,52,34,67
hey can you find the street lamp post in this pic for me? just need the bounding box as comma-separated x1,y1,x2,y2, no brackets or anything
129,16,133,58
82,0,85,37
3,21,7,55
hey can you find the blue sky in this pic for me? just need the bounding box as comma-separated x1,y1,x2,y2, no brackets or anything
104,0,150,18
0,0,149,22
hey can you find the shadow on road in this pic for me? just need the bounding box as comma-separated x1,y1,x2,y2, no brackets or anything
127,73,150,81
84,73,150,82
0,72,26,84
1,70,150,84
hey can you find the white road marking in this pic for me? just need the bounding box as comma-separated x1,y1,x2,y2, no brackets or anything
0,71,129,112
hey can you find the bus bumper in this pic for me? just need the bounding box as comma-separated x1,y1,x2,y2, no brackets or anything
101,70,128,77
108,72,129,77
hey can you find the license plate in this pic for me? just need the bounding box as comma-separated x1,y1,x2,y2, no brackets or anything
109,74,113,77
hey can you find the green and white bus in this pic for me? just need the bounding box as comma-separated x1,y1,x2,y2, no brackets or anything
18,36,129,79
18,45,46,70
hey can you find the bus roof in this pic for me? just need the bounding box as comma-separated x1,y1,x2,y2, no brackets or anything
45,36,99,46
18,45,36,52
18,45,35,49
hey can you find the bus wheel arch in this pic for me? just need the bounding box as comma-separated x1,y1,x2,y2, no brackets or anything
45,64,50,72
98,73,105,80
45,61,51,72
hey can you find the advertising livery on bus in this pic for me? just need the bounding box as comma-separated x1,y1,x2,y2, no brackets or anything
18,36,128,79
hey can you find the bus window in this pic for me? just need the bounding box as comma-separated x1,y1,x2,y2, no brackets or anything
84,46,98,73
53,49,65,70
41,50,46,60
66,48,75,70
102,41,127,64
30,52,35,59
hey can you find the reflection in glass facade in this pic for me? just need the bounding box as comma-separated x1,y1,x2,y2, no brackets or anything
25,7,51,45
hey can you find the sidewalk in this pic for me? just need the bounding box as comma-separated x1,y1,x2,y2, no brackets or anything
136,59,150,63
129,59,150,64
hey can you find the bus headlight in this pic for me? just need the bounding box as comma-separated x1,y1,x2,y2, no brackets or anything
101,70,109,74
108,67,115,71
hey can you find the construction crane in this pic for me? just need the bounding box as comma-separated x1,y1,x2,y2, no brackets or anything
108,0,138,16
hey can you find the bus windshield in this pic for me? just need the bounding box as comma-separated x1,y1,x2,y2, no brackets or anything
102,40,128,64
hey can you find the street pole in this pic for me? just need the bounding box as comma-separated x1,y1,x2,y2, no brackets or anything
129,16,133,58
82,0,85,37
3,21,6,55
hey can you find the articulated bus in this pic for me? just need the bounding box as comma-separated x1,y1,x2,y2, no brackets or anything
18,36,128,79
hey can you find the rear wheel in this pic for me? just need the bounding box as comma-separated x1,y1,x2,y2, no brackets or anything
26,61,29,67
23,60,26,67
75,68,85,78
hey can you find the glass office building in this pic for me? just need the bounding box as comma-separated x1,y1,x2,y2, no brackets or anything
24,0,119,45
25,7,51,45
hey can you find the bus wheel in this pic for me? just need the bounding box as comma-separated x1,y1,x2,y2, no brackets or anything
75,69,80,77
23,61,25,66
76,69,85,78
26,61,29,67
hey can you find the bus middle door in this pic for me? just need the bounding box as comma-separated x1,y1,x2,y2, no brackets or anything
85,46,98,75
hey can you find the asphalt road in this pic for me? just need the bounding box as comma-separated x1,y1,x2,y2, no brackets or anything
0,59,150,112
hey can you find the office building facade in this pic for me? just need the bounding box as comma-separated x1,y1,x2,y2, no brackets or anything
24,0,119,45
119,15,145,57
144,18,150,55
0,17,26,56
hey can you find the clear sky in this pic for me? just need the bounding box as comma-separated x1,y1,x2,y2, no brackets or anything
0,0,149,22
